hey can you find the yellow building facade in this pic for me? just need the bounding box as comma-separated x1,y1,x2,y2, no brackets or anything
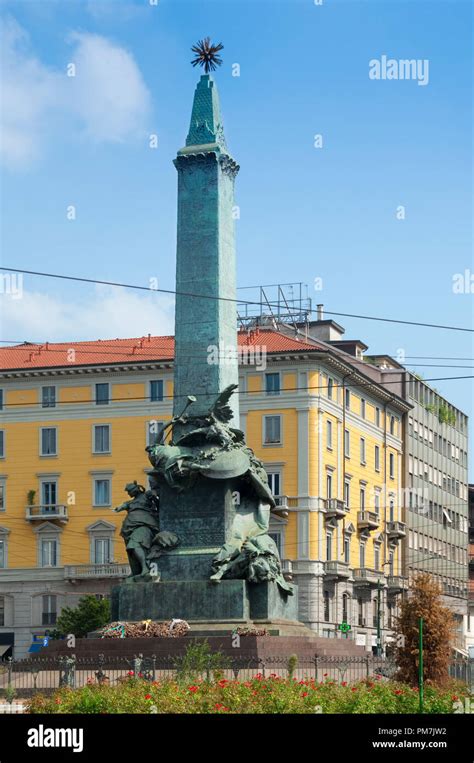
0,327,410,656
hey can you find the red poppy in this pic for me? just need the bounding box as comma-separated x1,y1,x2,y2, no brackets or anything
302,692,308,698
188,685,199,693
452,695,459,701
351,687,357,692
341,681,347,687
145,694,152,700
394,690,403,696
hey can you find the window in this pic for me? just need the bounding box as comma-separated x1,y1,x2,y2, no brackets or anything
265,373,280,396
375,407,380,427
344,480,350,509
390,416,395,435
94,479,111,506
374,445,380,472
93,538,111,564
389,499,395,523
374,491,380,516
344,536,351,564
0,596,4,626
147,420,165,447
342,593,349,623
360,437,366,465
326,473,332,499
95,383,109,405
389,550,394,577
0,430,3,458
324,590,330,622
267,472,281,496
373,599,380,629
360,487,365,511
0,540,5,569
326,420,333,449
93,425,110,454
358,597,364,626
41,481,57,510
150,380,164,402
268,532,282,556
264,415,281,444
41,386,56,408
374,545,380,571
40,428,57,456
387,602,393,629
327,377,333,399
360,398,366,419
41,540,58,568
344,429,350,457
345,389,350,410
0,390,3,410
389,453,395,479
359,542,366,568
42,594,57,625
326,532,332,561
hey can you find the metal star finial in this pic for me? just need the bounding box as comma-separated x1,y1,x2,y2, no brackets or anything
191,37,224,74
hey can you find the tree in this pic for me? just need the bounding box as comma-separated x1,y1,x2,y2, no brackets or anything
55,595,110,638
395,573,455,686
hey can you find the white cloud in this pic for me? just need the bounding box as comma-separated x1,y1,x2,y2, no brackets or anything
0,285,174,342
67,32,151,143
0,17,62,169
0,16,152,169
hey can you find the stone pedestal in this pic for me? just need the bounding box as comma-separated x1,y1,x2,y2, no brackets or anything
111,579,298,626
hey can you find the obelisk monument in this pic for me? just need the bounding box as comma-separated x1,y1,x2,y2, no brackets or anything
173,72,240,427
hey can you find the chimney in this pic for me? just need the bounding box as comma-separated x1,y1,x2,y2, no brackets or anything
317,304,324,321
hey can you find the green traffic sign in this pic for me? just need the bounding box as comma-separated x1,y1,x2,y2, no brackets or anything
338,622,351,633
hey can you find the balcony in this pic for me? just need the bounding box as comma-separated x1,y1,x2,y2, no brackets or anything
325,498,349,521
469,552,474,571
272,495,289,517
324,560,351,580
386,575,409,593
357,511,379,532
26,505,68,523
64,563,130,581
352,568,383,587
386,521,406,541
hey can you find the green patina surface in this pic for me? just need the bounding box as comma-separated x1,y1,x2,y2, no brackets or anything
173,75,239,425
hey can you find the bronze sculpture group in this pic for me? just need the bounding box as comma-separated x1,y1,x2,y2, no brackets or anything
114,385,293,595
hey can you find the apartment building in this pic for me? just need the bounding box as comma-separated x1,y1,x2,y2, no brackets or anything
0,326,409,657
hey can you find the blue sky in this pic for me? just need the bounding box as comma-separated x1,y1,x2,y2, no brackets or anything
0,0,472,466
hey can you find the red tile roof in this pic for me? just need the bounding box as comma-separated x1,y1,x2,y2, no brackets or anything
0,329,323,371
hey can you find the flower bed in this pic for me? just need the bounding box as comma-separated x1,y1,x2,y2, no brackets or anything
27,674,469,714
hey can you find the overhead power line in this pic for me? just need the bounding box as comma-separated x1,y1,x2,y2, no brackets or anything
1,266,473,333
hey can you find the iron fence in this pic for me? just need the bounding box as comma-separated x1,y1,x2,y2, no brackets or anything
0,654,472,698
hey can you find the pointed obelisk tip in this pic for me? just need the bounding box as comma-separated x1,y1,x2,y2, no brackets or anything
184,42,227,150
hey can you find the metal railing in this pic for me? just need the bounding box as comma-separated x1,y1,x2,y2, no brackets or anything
0,654,471,697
